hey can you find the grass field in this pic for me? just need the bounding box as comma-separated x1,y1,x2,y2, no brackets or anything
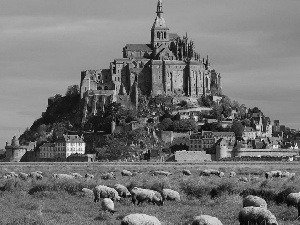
0,162,299,225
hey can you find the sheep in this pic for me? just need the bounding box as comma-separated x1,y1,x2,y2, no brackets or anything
218,172,225,178
18,172,28,180
5,172,18,178
35,171,43,175
229,171,236,177
200,169,220,176
113,184,131,198
286,192,300,207
152,171,172,176
121,170,133,176
191,215,223,225
281,171,296,179
29,172,43,180
85,173,94,179
265,171,282,179
161,189,180,201
238,206,278,225
101,172,116,180
101,198,116,214
53,174,74,180
239,177,248,182
81,188,94,198
182,169,192,176
153,190,163,203
121,213,161,225
131,187,163,206
243,195,267,209
71,173,83,178
93,185,121,202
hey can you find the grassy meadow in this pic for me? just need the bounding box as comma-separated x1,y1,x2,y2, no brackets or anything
0,162,300,225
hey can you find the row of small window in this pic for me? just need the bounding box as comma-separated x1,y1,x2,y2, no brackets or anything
40,153,64,157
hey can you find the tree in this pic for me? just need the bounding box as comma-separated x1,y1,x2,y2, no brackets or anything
231,120,244,137
211,105,222,122
159,118,173,131
138,90,151,118
105,102,122,120
172,119,197,132
222,104,232,119
198,95,212,107
66,85,79,97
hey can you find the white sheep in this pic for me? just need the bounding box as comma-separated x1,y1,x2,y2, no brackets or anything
18,172,28,180
265,171,282,179
183,169,192,176
101,172,115,180
218,172,225,177
113,184,131,198
53,174,74,180
82,188,94,198
152,171,172,176
200,169,220,176
85,173,94,179
239,177,248,182
121,170,133,176
229,171,236,177
29,172,43,180
5,172,18,178
243,195,267,209
131,187,163,206
121,213,161,225
238,206,278,225
286,192,300,207
161,189,180,201
35,171,43,175
71,173,83,178
101,198,116,214
191,215,223,225
93,185,121,202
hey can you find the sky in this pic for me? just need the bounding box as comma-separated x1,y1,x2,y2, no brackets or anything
1,0,300,148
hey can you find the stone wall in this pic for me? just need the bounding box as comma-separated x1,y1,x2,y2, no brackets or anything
234,148,300,157
175,150,215,162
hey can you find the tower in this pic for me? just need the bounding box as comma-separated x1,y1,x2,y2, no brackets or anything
151,0,170,48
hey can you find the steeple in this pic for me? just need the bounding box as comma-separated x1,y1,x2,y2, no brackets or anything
157,0,163,17
151,0,169,48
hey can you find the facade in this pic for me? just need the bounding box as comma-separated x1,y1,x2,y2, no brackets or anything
242,127,256,140
39,135,85,161
80,0,222,122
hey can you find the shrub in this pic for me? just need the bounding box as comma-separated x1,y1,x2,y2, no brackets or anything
180,180,211,199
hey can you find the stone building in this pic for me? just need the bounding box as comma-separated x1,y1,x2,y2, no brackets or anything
39,135,85,161
80,0,222,122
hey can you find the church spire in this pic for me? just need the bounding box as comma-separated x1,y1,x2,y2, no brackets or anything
157,0,163,17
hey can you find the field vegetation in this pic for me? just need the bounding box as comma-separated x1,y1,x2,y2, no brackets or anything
0,162,299,225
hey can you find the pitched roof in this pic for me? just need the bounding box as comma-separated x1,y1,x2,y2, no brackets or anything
40,143,55,148
57,135,85,143
125,44,152,51
244,127,255,132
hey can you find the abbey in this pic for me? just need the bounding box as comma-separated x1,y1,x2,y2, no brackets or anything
80,0,222,119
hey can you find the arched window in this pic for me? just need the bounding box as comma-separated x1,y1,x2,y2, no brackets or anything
164,32,166,39
97,86,102,90
104,86,108,90
157,32,160,39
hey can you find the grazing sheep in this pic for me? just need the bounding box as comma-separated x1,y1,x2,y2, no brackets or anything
153,190,163,203
218,172,225,177
85,173,94,179
152,171,172,176
29,172,43,180
286,192,300,207
93,185,121,202
53,174,74,180
239,177,248,182
113,184,131,198
182,169,192,176
161,189,180,201
281,171,296,179
121,213,161,225
82,188,94,198
5,172,18,178
101,198,116,214
131,187,163,206
18,172,28,180
121,170,133,176
243,195,267,209
200,169,220,177
101,172,116,180
238,206,278,225
35,171,43,175
229,171,236,177
71,173,83,178
265,171,282,179
191,215,223,225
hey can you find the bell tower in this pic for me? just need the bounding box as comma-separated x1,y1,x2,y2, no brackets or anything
151,0,170,48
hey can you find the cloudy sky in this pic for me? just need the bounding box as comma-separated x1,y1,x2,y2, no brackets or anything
1,0,300,148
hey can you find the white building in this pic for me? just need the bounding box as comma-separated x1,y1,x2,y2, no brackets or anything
39,135,85,160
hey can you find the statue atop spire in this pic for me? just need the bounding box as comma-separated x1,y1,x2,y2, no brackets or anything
157,0,163,17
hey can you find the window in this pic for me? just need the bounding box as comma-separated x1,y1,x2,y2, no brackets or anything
157,32,160,39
